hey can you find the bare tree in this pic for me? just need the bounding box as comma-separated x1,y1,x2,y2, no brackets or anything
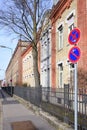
0,0,52,87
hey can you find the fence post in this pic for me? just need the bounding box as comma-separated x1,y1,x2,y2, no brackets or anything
64,84,69,123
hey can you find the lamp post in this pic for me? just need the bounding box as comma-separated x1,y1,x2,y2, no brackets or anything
0,45,13,95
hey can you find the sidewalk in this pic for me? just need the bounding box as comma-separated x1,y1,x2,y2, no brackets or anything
0,90,74,130
0,90,56,130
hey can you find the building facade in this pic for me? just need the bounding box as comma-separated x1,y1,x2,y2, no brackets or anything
40,14,52,88
50,0,87,89
5,40,29,86
5,0,87,89
22,45,35,87
22,43,40,87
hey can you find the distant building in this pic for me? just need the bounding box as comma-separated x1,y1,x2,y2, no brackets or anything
5,40,29,86
22,45,35,87
22,43,40,87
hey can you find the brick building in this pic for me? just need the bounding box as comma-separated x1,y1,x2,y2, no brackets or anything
5,40,29,86
50,0,87,89
5,0,87,89
40,11,52,88
22,45,35,87
22,42,40,87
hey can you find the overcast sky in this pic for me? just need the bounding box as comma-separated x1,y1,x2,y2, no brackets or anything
0,0,53,80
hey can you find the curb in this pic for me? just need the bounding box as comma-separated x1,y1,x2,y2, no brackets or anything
14,95,74,130
39,111,73,130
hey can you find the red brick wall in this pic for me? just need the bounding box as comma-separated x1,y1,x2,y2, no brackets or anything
77,0,87,88
77,0,87,70
51,23,56,89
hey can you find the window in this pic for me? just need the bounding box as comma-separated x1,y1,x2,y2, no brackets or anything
69,23,74,32
67,13,75,33
69,64,75,88
65,12,75,46
59,63,63,88
58,25,63,50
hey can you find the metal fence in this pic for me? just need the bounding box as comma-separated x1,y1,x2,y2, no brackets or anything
2,85,87,130
14,86,42,106
41,85,87,130
2,86,14,97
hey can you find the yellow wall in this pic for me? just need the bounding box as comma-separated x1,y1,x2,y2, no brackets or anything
55,0,77,88
22,49,35,87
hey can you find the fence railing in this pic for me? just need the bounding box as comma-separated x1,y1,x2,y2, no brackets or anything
2,86,14,96
2,85,87,130
14,86,42,106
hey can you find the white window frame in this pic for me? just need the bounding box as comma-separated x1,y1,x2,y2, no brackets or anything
58,63,63,88
58,25,63,50
68,23,74,33
65,10,75,34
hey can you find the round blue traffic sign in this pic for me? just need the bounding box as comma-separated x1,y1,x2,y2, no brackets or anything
68,28,80,45
68,46,81,63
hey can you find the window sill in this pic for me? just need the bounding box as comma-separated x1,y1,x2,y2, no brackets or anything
57,48,63,52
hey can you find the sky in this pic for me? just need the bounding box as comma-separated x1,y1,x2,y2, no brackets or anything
0,28,18,80
0,0,53,80
0,0,19,80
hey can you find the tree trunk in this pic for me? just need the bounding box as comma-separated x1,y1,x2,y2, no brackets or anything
32,48,40,87
32,0,40,87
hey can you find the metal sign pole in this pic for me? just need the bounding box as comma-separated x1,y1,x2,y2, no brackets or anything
68,27,81,130
74,63,78,130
